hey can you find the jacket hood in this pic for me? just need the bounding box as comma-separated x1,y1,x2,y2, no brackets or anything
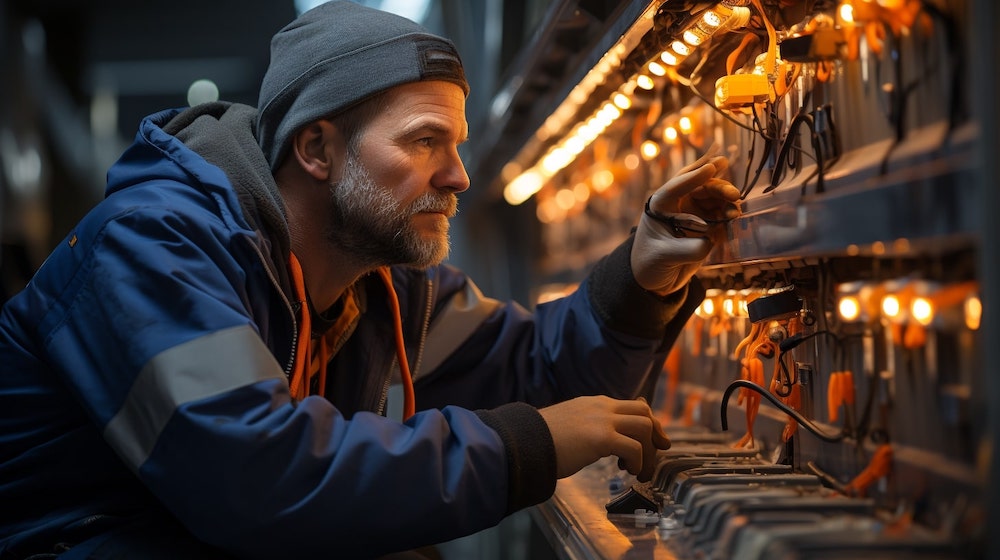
161,102,291,261
105,102,294,294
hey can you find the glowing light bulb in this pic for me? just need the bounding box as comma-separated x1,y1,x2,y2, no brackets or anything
641,140,660,160
663,126,678,143
702,10,722,29
504,170,544,205
679,116,693,134
592,169,615,192
564,135,585,155
671,41,691,57
648,61,667,76
577,122,598,142
595,110,614,128
683,28,709,47
723,292,738,317
613,93,632,110
838,295,861,322
636,75,655,90
911,297,934,326
881,295,901,319
965,295,982,331
839,3,855,23
555,188,576,211
601,103,622,119
697,298,715,318
624,153,640,170
660,51,679,66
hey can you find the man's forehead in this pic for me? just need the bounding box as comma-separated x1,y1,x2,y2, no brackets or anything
381,82,468,131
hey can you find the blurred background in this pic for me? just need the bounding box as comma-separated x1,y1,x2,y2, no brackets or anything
0,0,584,305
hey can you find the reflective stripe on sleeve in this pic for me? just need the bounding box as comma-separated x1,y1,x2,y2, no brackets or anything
104,324,285,470
417,279,502,378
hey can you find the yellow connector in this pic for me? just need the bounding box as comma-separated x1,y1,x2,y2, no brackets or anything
714,74,771,109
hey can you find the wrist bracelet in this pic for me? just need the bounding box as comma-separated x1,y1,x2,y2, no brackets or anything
643,196,690,238
644,196,728,238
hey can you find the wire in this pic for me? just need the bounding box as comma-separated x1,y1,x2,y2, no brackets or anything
764,104,827,195
739,104,775,198
721,379,847,443
853,352,885,444
750,0,778,97
741,117,759,197
919,2,966,137
876,2,962,174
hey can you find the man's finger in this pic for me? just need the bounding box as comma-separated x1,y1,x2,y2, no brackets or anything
650,163,718,211
651,419,671,449
676,143,721,174
689,178,741,202
709,155,730,179
611,434,644,476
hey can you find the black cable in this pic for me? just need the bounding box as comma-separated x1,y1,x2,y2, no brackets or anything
774,357,794,397
813,103,842,165
876,5,960,175
773,329,840,397
778,329,840,353
740,104,779,199
878,29,906,175
741,113,758,197
763,106,827,195
746,101,826,199
920,2,966,136
853,349,884,444
720,379,847,443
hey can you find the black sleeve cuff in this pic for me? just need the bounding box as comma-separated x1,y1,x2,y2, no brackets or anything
585,235,693,340
475,402,557,515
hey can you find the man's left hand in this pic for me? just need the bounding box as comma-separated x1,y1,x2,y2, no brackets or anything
630,146,741,296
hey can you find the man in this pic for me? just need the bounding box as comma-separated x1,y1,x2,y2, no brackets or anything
0,2,740,558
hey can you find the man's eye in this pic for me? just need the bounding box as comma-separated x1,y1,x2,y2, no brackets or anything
417,137,434,147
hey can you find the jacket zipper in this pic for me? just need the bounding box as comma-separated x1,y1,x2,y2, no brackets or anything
244,238,299,376
411,275,434,380
377,363,393,417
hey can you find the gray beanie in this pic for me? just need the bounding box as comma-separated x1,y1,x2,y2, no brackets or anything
256,1,469,170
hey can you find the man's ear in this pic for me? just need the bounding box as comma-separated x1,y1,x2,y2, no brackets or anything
289,119,344,181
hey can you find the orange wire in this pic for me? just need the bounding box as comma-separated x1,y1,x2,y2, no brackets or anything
376,267,415,420
727,32,758,75
845,444,893,496
750,0,778,99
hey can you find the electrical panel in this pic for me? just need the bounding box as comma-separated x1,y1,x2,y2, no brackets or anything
478,0,990,557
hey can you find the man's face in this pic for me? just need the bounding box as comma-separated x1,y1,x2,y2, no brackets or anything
326,81,470,269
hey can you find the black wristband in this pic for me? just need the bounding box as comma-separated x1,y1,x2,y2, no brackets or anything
643,196,725,237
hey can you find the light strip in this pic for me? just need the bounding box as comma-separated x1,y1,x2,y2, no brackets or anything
503,1,751,206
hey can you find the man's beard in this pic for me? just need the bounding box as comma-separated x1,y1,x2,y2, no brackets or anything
326,155,458,269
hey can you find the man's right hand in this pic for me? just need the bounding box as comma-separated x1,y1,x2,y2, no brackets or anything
538,395,671,482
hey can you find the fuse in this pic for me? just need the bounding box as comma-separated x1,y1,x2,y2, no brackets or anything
715,74,770,109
